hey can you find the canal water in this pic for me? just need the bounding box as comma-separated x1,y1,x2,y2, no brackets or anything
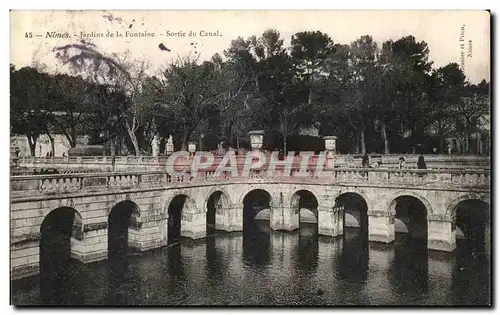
11,223,490,306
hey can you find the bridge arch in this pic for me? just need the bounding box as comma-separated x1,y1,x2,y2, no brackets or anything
166,193,196,243
242,188,273,224
108,200,141,258
388,193,429,241
445,193,490,218
290,189,319,223
386,191,434,216
39,206,83,303
204,186,233,210
333,192,369,232
205,189,231,233
331,188,372,214
237,186,275,206
446,194,490,252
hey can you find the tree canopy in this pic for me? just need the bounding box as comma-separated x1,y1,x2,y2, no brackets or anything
10,29,490,156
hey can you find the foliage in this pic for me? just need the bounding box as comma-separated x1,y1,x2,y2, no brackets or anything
11,30,491,156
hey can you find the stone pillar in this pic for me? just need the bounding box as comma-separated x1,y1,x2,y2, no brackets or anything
188,142,196,157
270,206,299,231
181,210,206,239
71,222,108,263
427,215,456,252
130,214,168,251
324,136,337,168
318,205,343,237
215,206,243,232
248,130,265,163
248,130,265,151
368,210,395,243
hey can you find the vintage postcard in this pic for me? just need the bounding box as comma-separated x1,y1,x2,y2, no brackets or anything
10,10,491,306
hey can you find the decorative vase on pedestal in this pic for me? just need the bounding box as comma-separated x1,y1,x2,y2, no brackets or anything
188,142,196,156
324,136,337,168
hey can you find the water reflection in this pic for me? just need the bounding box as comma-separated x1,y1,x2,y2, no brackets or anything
337,228,369,284
105,256,130,305
296,223,319,274
243,220,270,269
389,233,429,304
452,239,490,305
11,222,490,306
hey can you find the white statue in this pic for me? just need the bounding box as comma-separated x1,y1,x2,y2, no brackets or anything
165,134,174,155
151,134,160,157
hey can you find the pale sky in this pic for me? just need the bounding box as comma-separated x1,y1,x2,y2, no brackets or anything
10,10,490,83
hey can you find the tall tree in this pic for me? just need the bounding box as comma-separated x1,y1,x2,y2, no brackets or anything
428,63,466,152
151,55,221,150
389,35,433,152
10,65,53,156
53,44,151,155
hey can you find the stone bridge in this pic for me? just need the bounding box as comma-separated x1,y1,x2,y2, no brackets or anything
10,167,490,280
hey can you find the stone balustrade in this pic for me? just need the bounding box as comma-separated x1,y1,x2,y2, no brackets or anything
10,167,489,200
16,154,490,173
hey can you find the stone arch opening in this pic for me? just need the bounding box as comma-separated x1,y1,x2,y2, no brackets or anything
243,189,272,227
242,189,272,268
390,196,428,243
334,193,368,235
291,190,319,225
206,190,230,234
108,200,140,259
39,207,83,304
167,194,191,244
453,199,490,254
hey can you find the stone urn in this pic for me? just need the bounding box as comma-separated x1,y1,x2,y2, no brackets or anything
188,142,197,154
324,136,337,169
248,130,265,151
324,136,337,153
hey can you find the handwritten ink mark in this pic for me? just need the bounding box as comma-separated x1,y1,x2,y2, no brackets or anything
158,43,171,52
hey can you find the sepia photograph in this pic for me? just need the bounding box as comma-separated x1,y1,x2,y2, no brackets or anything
9,10,491,306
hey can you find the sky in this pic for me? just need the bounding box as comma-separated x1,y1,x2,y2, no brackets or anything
10,10,490,83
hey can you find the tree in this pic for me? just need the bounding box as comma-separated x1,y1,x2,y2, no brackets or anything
456,80,490,153
344,35,379,154
290,31,335,106
252,30,313,153
389,35,433,153
218,38,261,147
151,55,221,150
53,44,151,155
10,65,53,156
428,63,466,152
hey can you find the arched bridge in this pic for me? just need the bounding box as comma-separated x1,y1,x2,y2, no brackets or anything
10,167,490,280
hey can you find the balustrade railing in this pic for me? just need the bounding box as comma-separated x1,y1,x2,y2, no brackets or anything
17,154,490,170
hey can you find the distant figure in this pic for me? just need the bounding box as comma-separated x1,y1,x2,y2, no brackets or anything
398,157,406,169
62,152,66,157
362,153,369,168
46,152,50,157
111,155,116,172
417,155,427,169
433,147,437,154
